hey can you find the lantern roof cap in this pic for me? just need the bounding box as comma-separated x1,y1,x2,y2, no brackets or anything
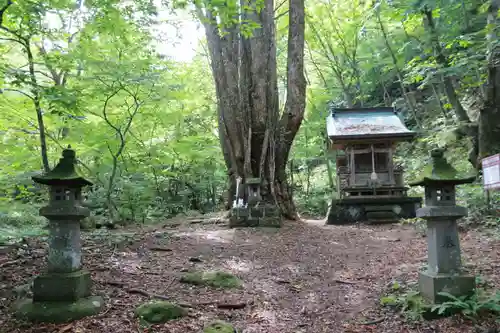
409,148,476,187
32,146,93,187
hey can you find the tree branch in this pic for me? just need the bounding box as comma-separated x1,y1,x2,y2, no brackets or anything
0,0,27,46
101,88,123,134
37,42,63,85
275,10,289,21
305,41,328,89
0,36,21,43
275,0,287,13
0,88,35,100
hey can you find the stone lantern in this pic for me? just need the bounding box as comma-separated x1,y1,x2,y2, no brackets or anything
409,148,476,303
15,147,103,323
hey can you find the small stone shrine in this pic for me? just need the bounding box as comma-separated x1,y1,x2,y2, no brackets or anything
326,107,422,224
410,148,476,303
14,147,103,323
229,177,282,227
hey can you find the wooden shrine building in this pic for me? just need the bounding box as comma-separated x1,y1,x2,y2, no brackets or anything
326,107,422,224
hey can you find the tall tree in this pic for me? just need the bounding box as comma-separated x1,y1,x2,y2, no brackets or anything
306,0,364,108
421,5,470,123
374,2,420,125
196,0,306,219
0,1,50,171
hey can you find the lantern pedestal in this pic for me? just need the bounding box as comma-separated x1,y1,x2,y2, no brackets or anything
417,211,475,303
43,217,85,273
419,272,475,304
33,270,92,302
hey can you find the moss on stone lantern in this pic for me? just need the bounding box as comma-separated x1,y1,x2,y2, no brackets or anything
411,147,475,189
32,147,92,187
13,147,103,323
410,148,476,303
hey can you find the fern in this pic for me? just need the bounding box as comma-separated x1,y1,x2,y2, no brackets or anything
431,290,500,320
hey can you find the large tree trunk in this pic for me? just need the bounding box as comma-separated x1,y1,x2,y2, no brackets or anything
198,0,306,220
478,0,500,163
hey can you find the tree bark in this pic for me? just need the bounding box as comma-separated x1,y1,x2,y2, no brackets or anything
26,42,50,173
198,0,306,220
477,0,500,164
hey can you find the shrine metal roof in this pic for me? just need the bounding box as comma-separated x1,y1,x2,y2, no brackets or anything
326,107,415,141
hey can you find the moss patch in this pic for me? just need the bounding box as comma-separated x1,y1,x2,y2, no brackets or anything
203,320,236,333
180,270,242,289
135,301,187,323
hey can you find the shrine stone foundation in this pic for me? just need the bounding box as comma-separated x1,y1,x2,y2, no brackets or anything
229,178,282,228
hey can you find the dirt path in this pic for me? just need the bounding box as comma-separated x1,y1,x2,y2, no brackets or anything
1,220,499,332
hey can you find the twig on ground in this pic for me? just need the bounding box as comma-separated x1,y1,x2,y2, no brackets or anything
217,302,248,309
161,278,176,294
148,246,172,252
82,245,102,252
58,324,73,333
0,259,23,268
354,306,372,315
99,280,126,288
186,217,227,225
358,317,385,325
162,223,181,228
335,279,356,285
94,304,113,318
127,288,170,301
90,266,109,272
188,219,204,224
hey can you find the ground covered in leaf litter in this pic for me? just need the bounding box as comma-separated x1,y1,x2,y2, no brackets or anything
1,217,500,333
